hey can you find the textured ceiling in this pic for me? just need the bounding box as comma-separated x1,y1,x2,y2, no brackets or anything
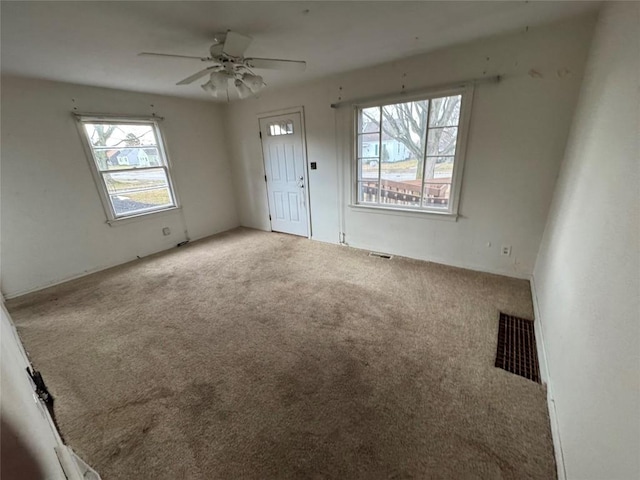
1,1,599,101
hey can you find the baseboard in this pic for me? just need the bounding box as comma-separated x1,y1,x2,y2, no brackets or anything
342,237,531,280
56,446,102,480
530,275,567,480
309,235,339,246
530,276,550,386
2,227,238,300
3,259,138,300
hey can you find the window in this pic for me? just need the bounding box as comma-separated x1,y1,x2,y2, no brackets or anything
268,120,294,136
355,89,470,215
77,117,178,221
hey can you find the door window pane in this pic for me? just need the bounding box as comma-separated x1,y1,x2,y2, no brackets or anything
268,120,293,136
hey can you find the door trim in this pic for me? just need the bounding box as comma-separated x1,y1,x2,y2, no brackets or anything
257,106,312,239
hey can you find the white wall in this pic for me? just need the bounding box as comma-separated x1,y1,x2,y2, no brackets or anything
225,14,596,278
1,302,67,479
1,77,239,297
533,3,640,479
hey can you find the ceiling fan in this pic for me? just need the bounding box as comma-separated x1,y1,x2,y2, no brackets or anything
139,31,306,99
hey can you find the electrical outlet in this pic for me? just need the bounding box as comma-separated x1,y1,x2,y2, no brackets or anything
501,245,511,256
162,227,171,236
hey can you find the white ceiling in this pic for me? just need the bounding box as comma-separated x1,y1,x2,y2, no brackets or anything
1,1,599,101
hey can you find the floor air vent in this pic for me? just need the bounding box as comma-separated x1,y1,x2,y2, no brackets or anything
495,312,541,383
369,252,393,259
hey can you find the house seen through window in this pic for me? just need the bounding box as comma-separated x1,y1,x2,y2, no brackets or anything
356,91,468,214
79,118,177,220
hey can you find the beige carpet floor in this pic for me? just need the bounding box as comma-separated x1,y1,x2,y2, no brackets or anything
8,227,555,479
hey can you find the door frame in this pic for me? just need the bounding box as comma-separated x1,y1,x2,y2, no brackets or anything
257,106,312,239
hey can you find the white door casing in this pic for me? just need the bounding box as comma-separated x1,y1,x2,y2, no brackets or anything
259,112,309,237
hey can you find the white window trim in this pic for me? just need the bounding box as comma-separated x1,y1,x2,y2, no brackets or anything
74,114,181,225
350,84,474,218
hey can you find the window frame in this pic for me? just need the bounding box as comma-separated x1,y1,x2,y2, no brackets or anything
351,84,474,218
75,114,181,224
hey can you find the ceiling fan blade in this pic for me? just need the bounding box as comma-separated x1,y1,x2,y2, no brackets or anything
245,58,307,72
209,33,226,56
223,31,253,57
176,67,219,85
138,52,207,61
209,43,225,56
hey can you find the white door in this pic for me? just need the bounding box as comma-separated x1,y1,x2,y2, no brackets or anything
259,112,309,237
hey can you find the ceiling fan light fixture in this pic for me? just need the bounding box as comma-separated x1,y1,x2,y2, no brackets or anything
241,73,265,93
201,80,220,98
234,79,253,99
210,71,230,90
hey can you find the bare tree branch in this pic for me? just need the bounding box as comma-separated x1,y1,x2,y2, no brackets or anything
359,97,459,184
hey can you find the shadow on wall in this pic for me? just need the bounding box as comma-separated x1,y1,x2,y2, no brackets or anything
0,418,44,480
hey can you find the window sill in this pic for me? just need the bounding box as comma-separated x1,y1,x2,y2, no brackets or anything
106,206,181,226
348,204,458,221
